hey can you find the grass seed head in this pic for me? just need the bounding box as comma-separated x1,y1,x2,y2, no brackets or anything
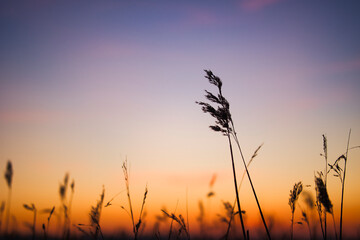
289,181,303,213
315,173,333,214
4,160,13,188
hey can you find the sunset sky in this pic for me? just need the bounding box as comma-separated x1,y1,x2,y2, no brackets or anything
1,0,360,238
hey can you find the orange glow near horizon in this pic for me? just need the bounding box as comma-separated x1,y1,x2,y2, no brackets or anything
1,1,360,239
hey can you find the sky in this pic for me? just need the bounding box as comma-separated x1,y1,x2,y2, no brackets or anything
1,0,360,238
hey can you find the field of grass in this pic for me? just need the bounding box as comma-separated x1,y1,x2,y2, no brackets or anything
0,71,358,240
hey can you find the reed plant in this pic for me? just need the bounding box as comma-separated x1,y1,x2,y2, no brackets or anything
327,130,359,240
23,203,37,240
315,172,336,240
122,160,148,240
197,70,271,239
224,144,262,240
320,135,329,239
288,181,303,240
89,186,105,240
4,160,13,235
162,209,190,240
0,201,5,235
42,206,55,240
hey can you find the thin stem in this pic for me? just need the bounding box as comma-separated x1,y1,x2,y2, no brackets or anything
5,188,12,235
317,202,325,240
225,150,258,240
332,213,338,240
32,209,37,240
231,131,271,240
227,134,247,240
186,187,189,236
340,129,351,240
324,135,328,240
290,212,294,240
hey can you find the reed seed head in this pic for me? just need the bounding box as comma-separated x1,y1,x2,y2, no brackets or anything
196,70,233,135
315,173,333,214
4,160,13,188
289,181,303,214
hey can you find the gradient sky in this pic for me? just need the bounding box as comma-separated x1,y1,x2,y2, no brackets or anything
1,0,360,238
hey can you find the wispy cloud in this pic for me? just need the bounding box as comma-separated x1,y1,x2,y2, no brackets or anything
240,0,285,12
324,58,360,74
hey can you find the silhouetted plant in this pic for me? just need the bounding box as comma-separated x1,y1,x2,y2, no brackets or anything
197,70,271,239
23,203,37,240
300,190,315,239
224,144,262,240
288,181,303,240
122,159,149,240
0,201,5,235
315,172,335,240
320,135,329,239
4,160,13,235
327,130,359,240
162,209,190,240
42,206,55,240
89,186,105,240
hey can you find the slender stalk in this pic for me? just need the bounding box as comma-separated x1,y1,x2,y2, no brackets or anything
340,129,351,240
186,187,189,236
324,136,328,240
5,189,12,235
332,213,338,240
231,131,271,240
227,134,247,240
290,211,294,240
316,202,325,240
32,209,37,240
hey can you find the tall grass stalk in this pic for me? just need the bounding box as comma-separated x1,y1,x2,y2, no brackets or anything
43,206,55,240
339,129,351,240
197,70,270,239
321,135,328,239
0,201,5,234
23,203,37,240
231,128,271,239
122,160,136,238
4,160,13,235
89,186,105,240
289,182,303,240
315,173,334,240
224,144,262,240
122,160,148,240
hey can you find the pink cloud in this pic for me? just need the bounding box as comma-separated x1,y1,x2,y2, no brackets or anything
325,58,360,74
186,8,218,26
240,0,285,12
0,110,62,124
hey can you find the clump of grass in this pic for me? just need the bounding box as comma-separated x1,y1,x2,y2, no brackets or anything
4,160,13,235
41,206,55,240
288,181,303,240
122,160,148,240
162,209,190,240
320,134,329,239
89,186,105,240
58,173,75,239
23,203,37,240
197,200,205,237
153,206,168,239
300,190,315,239
327,130,359,240
315,172,336,240
197,70,270,239
76,187,106,240
0,201,5,235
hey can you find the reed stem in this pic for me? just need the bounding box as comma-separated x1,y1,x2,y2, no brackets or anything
340,129,351,240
